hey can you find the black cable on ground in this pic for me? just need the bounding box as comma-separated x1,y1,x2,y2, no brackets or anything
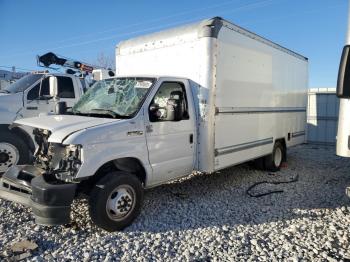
246,174,299,197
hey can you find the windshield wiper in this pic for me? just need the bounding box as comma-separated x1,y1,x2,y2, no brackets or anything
0,90,10,93
89,108,122,118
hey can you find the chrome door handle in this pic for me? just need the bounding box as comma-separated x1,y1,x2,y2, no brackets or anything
127,130,143,136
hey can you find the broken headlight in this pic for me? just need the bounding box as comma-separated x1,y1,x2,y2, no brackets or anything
55,144,83,181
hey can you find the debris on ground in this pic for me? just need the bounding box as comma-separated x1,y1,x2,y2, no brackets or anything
0,239,38,261
246,174,299,197
10,239,38,253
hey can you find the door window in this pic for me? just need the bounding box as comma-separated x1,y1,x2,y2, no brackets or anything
57,76,75,98
27,77,49,100
149,82,189,122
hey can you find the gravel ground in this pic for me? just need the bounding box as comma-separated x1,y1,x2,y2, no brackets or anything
1,144,350,261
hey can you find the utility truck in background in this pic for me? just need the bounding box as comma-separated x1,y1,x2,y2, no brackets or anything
0,17,308,231
0,53,114,173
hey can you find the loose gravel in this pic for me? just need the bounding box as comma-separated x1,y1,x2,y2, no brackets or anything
1,144,350,261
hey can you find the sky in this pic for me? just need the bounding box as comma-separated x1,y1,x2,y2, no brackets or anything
0,0,347,87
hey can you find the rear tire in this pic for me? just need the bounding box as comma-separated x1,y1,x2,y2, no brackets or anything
263,141,285,172
0,131,31,173
89,171,144,232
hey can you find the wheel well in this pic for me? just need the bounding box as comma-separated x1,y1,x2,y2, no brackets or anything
0,124,35,153
79,157,147,194
275,138,287,161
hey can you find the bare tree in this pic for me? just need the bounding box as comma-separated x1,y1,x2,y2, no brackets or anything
96,52,115,70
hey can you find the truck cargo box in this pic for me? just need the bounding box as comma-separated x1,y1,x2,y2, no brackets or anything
117,17,308,173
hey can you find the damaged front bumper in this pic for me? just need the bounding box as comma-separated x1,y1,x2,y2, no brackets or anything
0,165,77,225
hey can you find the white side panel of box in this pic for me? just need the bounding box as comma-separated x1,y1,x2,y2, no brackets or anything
213,25,308,171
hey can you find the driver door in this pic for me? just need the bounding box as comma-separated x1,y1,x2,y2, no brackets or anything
144,79,196,184
22,77,54,118
22,76,76,118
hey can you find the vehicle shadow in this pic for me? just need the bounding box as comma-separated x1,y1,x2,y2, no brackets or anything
126,144,350,233
70,144,350,233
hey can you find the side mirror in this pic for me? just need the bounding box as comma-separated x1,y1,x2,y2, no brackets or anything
49,76,58,98
337,45,350,98
55,101,67,115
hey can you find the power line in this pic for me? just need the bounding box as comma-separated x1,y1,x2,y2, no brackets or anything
45,0,278,51
0,65,37,72
0,0,242,56
0,0,275,59
59,0,344,60
43,0,243,46
239,2,345,26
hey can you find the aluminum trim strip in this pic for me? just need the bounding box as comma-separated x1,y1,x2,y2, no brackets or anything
215,137,273,157
216,107,306,114
292,131,305,138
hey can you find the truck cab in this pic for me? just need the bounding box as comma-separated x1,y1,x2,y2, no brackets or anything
0,76,197,230
0,73,85,173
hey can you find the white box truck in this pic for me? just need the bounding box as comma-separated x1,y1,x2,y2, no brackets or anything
0,17,308,231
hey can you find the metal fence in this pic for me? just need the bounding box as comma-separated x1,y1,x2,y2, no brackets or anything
307,88,338,145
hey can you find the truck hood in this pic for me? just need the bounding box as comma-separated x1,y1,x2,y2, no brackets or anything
14,115,119,143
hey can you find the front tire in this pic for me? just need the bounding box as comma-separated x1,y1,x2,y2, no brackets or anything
89,171,144,231
0,131,31,173
263,141,285,172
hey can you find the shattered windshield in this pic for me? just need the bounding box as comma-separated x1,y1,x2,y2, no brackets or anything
2,74,43,93
72,77,155,118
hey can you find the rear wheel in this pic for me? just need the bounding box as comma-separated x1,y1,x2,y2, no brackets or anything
0,131,31,173
89,171,144,231
263,141,285,172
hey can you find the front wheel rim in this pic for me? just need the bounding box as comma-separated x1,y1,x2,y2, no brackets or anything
106,185,136,221
274,147,282,167
0,143,19,172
